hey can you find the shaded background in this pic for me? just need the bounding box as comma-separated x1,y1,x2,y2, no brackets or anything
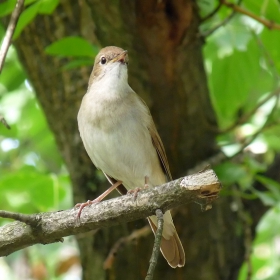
1,0,280,279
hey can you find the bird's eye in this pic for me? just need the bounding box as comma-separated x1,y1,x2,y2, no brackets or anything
100,57,107,65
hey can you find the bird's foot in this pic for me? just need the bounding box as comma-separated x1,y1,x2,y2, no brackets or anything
128,187,141,201
75,180,122,220
127,176,150,201
75,199,100,220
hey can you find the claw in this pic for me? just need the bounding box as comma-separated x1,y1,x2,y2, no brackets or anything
75,180,122,220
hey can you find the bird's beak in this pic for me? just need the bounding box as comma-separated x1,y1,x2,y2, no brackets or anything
111,50,128,64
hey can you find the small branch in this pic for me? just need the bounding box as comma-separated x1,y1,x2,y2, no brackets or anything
200,2,223,22
222,0,280,31
222,86,280,134
103,226,151,269
145,209,164,280
250,31,280,85
200,0,242,37
187,153,227,175
0,210,39,226
230,87,280,158
200,9,236,37
0,114,11,129
202,85,280,135
232,186,253,280
0,169,221,257
0,0,25,74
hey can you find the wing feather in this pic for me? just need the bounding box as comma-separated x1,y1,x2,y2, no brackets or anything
148,122,172,181
137,96,172,181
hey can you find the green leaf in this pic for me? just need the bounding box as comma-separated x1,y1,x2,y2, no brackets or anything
243,0,264,15
256,175,280,200
253,190,277,206
45,37,98,57
205,37,273,127
62,58,93,70
0,0,17,17
243,156,267,174
253,175,280,206
261,28,280,73
263,127,280,152
0,55,26,92
244,0,280,24
0,167,66,212
13,1,40,39
260,0,280,23
38,0,59,14
0,0,37,17
214,162,248,185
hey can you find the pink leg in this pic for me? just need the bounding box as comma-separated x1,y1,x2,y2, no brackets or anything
75,180,122,219
144,175,149,188
127,176,149,200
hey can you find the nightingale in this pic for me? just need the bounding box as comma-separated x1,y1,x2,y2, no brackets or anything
77,46,185,268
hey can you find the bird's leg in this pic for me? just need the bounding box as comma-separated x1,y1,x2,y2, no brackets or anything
75,180,122,219
128,176,149,200
144,175,149,188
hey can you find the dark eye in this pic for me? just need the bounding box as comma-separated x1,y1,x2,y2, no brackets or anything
100,56,107,64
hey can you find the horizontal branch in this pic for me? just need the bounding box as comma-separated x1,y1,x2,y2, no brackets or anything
0,168,221,257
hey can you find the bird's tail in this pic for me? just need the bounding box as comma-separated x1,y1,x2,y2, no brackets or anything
148,210,185,268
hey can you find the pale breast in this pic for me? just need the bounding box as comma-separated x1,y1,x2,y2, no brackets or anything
78,91,166,190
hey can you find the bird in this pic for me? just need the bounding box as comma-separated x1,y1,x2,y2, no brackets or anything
77,46,185,268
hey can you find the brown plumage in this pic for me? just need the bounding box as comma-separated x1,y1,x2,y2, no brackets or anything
77,46,185,268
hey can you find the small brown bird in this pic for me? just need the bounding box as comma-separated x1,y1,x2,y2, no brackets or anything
77,46,185,268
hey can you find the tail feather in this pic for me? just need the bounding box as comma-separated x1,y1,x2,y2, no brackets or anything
148,211,185,268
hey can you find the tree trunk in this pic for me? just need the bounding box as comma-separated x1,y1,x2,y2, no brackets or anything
7,0,268,279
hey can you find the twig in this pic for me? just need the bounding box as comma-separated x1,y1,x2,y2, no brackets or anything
0,0,25,74
0,210,39,226
200,0,242,37
200,1,223,22
232,185,253,280
0,169,221,257
229,88,279,159
103,225,151,269
0,114,11,129
189,91,280,171
222,0,280,31
202,85,280,135
145,209,164,280
250,30,280,86
187,152,227,174
222,86,280,134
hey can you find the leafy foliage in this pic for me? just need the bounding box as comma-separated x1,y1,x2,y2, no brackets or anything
0,42,70,212
199,1,280,279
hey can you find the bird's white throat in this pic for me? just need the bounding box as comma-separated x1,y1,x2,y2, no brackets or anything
88,62,129,100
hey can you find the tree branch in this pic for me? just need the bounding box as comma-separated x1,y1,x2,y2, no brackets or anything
222,0,280,31
200,0,242,38
200,2,223,22
0,169,221,257
103,225,151,269
0,0,25,74
145,209,163,280
0,114,11,129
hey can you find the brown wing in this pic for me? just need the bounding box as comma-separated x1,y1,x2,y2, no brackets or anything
148,121,172,181
137,96,172,181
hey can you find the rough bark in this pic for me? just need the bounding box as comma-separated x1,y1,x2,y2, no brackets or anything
0,169,221,257
2,0,269,279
